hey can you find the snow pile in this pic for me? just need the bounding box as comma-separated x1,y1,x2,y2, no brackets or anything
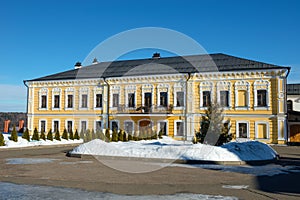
0,134,83,148
71,137,278,161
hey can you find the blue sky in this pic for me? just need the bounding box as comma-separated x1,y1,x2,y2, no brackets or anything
1,0,300,112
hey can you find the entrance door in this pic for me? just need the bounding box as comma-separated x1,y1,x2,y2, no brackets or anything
139,120,152,137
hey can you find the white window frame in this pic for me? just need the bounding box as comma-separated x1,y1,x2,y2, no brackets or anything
79,87,89,110
39,88,48,110
110,85,121,109
199,82,213,109
52,88,61,110
65,87,75,110
234,81,250,110
217,81,231,109
157,120,168,136
65,119,74,133
94,120,103,132
94,86,103,110
125,85,136,109
254,80,270,110
174,120,184,137
110,120,120,131
80,119,88,132
142,84,154,107
236,121,250,140
39,119,47,133
255,121,270,139
157,84,169,107
52,119,60,133
174,82,185,110
124,120,134,135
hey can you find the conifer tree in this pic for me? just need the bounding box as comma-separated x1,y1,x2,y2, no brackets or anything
10,125,18,142
84,129,92,142
69,129,74,140
55,130,61,141
0,133,5,146
91,129,96,140
74,129,80,140
118,129,123,141
40,129,46,140
22,128,30,141
147,129,152,140
122,130,127,142
158,129,163,139
47,129,53,141
194,102,232,146
112,128,118,142
127,132,133,141
151,130,158,140
31,127,40,141
79,129,84,140
105,128,110,142
62,128,69,140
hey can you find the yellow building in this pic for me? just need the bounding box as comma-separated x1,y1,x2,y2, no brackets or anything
24,53,290,144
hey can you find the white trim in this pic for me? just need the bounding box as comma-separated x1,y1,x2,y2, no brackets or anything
110,85,121,108
51,88,61,110
93,86,104,110
157,84,169,107
236,120,250,139
110,120,120,131
217,81,231,109
79,87,89,110
142,84,154,107
255,121,270,139
253,80,270,110
124,120,134,134
52,119,60,132
94,120,103,132
65,119,74,132
38,119,47,133
234,81,250,110
174,82,185,109
79,119,88,132
64,87,75,110
199,81,213,109
157,120,168,136
125,85,137,108
38,88,48,110
174,120,184,137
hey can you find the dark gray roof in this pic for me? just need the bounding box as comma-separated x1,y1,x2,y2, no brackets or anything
287,84,300,95
27,53,290,82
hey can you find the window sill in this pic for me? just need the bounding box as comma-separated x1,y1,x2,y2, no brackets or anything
254,106,269,110
38,108,48,111
65,108,74,111
79,108,89,110
174,107,185,110
94,107,103,110
235,106,250,110
52,108,61,111
235,138,251,142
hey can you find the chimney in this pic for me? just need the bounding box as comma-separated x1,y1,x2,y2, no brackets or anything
74,62,82,69
92,58,99,65
152,52,160,59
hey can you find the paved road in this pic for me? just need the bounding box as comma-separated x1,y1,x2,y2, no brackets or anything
0,144,299,199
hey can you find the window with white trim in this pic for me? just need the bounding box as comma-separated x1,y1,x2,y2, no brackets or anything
157,84,169,107
220,91,229,107
39,88,48,110
52,88,61,110
40,120,46,133
175,121,184,136
95,121,102,132
81,121,87,132
158,121,167,136
174,82,185,108
111,120,119,131
237,122,248,138
53,120,59,133
128,93,135,108
199,82,213,108
234,81,250,110
254,80,270,110
95,94,102,108
255,122,269,139
79,87,89,109
94,86,103,110
217,81,231,108
66,120,73,133
125,85,136,108
124,121,134,134
111,85,120,108
65,87,75,110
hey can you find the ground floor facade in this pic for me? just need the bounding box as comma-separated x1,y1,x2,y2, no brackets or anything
28,113,287,144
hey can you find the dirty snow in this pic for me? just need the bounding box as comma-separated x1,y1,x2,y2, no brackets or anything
71,137,278,161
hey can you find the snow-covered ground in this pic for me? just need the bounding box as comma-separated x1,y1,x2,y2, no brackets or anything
0,182,237,200
72,137,278,161
0,133,83,148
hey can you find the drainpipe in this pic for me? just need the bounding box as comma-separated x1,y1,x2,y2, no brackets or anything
103,77,110,129
23,80,29,131
185,73,191,141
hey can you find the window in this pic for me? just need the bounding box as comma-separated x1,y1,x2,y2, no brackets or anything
81,94,88,108
287,100,293,111
144,92,152,107
67,121,73,133
124,121,133,134
128,93,135,107
176,91,184,107
111,121,119,131
41,95,47,108
257,123,267,139
67,95,73,108
54,95,60,108
175,121,184,136
40,120,46,133
95,121,102,132
113,94,119,107
159,122,167,135
220,91,229,107
202,91,211,107
257,90,267,107
53,121,59,133
238,123,247,138
81,121,87,132
96,94,102,108
160,92,168,107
